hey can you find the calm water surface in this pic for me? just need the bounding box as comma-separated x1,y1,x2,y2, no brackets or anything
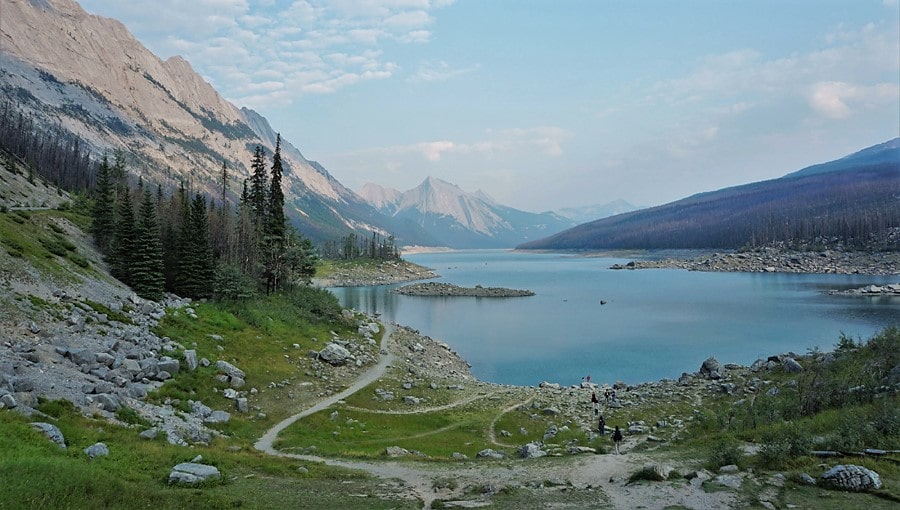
330,250,899,386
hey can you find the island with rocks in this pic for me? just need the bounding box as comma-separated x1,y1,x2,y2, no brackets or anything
392,281,535,297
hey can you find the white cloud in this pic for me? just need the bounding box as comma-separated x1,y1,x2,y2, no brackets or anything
409,60,478,82
80,0,455,107
808,81,900,119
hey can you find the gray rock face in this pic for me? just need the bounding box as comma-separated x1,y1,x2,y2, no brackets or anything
84,442,109,459
94,393,121,412
318,343,352,366
1,393,17,409
821,464,882,491
30,422,66,449
168,462,222,485
157,358,180,374
204,410,231,424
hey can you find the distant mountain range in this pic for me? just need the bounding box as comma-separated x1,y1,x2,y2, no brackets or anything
359,177,575,248
519,138,900,251
553,199,642,225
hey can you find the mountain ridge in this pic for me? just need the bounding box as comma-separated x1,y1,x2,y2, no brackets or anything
519,138,900,251
358,177,575,248
0,0,404,243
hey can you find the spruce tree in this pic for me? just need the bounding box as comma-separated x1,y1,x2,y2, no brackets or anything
249,146,268,224
131,190,165,301
110,189,136,284
187,193,215,298
91,154,115,253
267,134,286,240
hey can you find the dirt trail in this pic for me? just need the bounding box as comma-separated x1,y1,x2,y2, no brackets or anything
254,323,738,509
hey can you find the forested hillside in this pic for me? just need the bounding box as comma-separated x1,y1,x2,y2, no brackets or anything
519,139,900,251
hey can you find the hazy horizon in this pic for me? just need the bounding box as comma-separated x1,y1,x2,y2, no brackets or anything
79,0,900,212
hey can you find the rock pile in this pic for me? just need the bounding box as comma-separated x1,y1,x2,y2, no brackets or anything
821,464,882,491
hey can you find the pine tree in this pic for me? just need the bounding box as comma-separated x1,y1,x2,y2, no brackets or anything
267,134,286,240
220,160,228,207
91,154,115,253
110,189,136,284
187,193,215,298
249,146,268,224
131,190,165,301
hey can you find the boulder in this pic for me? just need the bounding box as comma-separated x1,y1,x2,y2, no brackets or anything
714,474,742,489
384,446,410,457
94,393,121,412
518,442,547,459
476,448,505,459
235,398,248,413
183,350,198,371
204,410,231,424
84,442,109,459
700,357,721,379
168,462,221,485
157,358,180,374
318,343,352,366
215,360,245,379
783,358,803,373
0,393,17,409
30,422,66,449
821,464,881,491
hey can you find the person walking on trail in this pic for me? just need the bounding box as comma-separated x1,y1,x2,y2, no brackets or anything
591,391,599,415
612,425,623,454
598,415,606,435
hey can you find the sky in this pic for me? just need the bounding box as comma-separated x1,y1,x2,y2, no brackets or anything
78,0,900,213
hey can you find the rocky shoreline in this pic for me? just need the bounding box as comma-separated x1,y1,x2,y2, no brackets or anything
610,248,900,275
825,283,900,296
392,281,535,297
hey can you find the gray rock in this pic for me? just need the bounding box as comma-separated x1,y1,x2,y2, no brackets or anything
84,442,109,459
190,400,213,418
821,464,881,491
122,358,141,373
543,425,559,440
714,474,742,489
542,406,560,415
13,378,34,392
236,398,249,413
184,350,198,371
700,357,721,378
627,425,648,434
229,376,245,389
139,428,159,440
95,352,115,366
384,446,410,457
168,462,221,485
402,396,421,405
719,464,740,474
94,393,121,412
476,448,505,459
204,410,231,424
800,473,817,486
154,370,172,381
451,452,468,460
783,358,803,373
517,442,547,459
69,348,95,366
318,343,352,366
157,358,180,374
1,393,18,408
215,360,245,379
30,422,66,449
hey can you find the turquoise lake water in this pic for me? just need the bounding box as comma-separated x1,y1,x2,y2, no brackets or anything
330,250,899,387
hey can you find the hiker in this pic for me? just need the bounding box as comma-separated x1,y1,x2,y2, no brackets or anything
612,425,623,454
604,388,610,404
598,415,606,435
591,391,599,415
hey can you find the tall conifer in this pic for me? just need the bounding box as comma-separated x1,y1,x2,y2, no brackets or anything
131,190,165,300
91,154,115,253
110,190,136,284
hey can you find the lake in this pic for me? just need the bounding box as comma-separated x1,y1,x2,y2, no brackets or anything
330,250,899,387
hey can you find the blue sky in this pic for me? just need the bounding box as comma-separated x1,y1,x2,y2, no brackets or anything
79,0,900,212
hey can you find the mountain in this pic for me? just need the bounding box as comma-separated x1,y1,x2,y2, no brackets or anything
554,199,642,225
519,139,900,251
359,177,575,248
0,0,407,243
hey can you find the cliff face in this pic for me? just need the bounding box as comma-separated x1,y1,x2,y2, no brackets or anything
0,0,387,241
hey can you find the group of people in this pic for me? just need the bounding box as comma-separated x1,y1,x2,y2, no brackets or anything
590,386,624,454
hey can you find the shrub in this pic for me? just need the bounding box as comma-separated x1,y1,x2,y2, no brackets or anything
757,424,811,468
707,436,744,469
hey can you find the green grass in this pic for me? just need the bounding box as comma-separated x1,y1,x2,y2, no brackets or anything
0,402,419,509
0,209,99,281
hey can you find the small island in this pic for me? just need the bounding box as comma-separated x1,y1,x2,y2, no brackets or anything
392,282,535,297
